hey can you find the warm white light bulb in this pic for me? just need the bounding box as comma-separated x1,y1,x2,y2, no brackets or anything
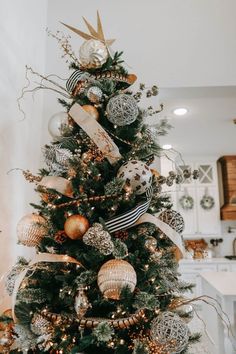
173,108,188,116
162,144,172,150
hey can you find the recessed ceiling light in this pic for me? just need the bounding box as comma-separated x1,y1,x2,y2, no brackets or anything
173,108,188,116
162,144,172,150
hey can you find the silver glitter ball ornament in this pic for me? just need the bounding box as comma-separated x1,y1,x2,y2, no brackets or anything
79,39,108,68
48,112,69,141
83,223,114,255
106,94,138,126
30,314,51,335
151,311,189,353
117,160,153,195
87,86,103,103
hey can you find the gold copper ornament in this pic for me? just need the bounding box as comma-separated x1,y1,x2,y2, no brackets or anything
64,214,90,240
82,105,99,120
97,259,137,300
17,214,48,247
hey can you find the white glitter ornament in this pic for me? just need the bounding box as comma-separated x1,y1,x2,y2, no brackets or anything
97,259,137,300
30,314,51,335
158,209,185,234
87,86,103,103
17,214,47,247
151,311,189,353
79,39,108,68
117,160,153,195
106,94,138,126
48,112,69,141
83,223,114,255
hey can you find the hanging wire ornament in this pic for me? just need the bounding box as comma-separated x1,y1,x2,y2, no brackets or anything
150,311,189,353
83,223,114,255
106,94,139,126
158,209,185,234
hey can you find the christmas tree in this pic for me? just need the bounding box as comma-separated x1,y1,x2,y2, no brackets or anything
1,12,200,354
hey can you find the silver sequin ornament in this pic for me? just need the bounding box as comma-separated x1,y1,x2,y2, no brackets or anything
83,223,114,255
87,86,103,103
79,39,108,68
106,94,138,126
30,314,52,335
151,311,189,353
74,288,91,319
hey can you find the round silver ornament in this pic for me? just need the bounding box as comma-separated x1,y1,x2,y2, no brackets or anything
74,288,91,319
117,160,153,195
83,223,114,255
17,214,47,247
106,94,138,126
97,259,137,300
87,86,103,103
151,311,189,353
79,39,108,68
158,209,185,234
173,304,194,324
48,112,69,141
144,236,157,253
30,313,51,335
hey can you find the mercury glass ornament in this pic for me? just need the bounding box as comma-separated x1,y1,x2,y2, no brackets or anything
170,299,194,324
79,39,108,68
17,214,47,247
87,86,103,103
144,236,157,253
74,288,91,319
106,94,139,126
97,259,137,300
117,160,153,195
151,311,189,353
48,112,69,141
30,314,51,335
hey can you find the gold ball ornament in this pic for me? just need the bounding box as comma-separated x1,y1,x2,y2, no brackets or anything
97,259,137,300
82,105,99,121
64,214,90,240
17,214,47,247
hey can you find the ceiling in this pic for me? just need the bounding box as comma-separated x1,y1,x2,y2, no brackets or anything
145,86,236,159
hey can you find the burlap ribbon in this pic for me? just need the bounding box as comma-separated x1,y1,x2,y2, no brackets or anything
12,253,83,322
69,103,122,164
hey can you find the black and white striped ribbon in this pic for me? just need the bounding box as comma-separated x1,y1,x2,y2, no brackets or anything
66,70,90,93
105,187,153,233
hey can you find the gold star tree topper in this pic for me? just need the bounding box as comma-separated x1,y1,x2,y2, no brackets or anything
61,11,115,48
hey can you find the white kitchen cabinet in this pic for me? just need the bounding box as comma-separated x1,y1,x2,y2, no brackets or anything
161,157,221,237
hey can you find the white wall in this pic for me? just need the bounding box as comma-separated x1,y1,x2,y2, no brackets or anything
0,0,48,310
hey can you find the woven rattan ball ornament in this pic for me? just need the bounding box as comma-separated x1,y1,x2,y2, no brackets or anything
117,160,153,195
151,311,189,353
17,214,47,247
106,94,138,126
97,259,137,300
87,86,103,103
64,214,90,240
79,39,108,68
158,209,185,234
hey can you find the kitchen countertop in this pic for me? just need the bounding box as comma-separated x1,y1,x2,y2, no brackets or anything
200,271,236,296
179,257,236,264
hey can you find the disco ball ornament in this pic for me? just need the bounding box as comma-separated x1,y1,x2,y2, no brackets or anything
48,112,69,141
87,86,103,103
117,160,153,195
106,94,138,126
151,311,189,353
97,259,137,300
17,214,47,247
158,209,185,234
79,39,108,68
